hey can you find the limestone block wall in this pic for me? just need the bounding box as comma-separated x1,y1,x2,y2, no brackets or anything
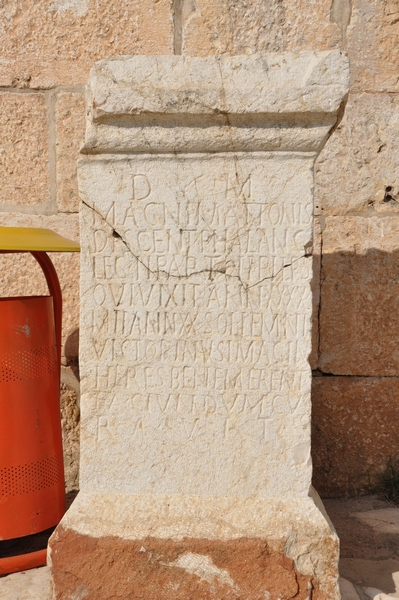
0,0,173,493
0,0,397,497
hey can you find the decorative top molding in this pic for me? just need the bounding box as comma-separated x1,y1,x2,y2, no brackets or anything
83,51,349,154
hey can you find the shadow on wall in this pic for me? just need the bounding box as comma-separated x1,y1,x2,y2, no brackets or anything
311,248,399,499
64,328,79,381
61,328,80,493
52,250,399,500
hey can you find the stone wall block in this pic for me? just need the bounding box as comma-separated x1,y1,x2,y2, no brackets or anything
0,0,173,89
0,213,80,364
347,0,399,92
50,527,336,599
312,376,399,497
49,52,349,599
315,93,399,216
0,91,50,209
86,51,349,154
181,0,341,56
56,90,86,213
181,0,399,94
60,382,80,493
319,216,399,376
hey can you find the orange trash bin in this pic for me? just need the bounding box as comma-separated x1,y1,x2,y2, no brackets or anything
0,228,80,575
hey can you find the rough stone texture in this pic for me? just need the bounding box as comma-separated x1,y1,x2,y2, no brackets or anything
78,153,315,498
347,0,399,92
51,491,339,599
0,566,52,600
60,380,80,493
61,364,80,397
0,213,80,364
319,216,399,376
181,0,341,56
50,527,327,600
90,52,348,119
55,90,86,213
355,508,399,535
0,0,396,517
182,0,399,94
312,376,399,497
315,93,399,216
49,53,348,598
0,0,173,89
86,52,349,154
0,92,50,209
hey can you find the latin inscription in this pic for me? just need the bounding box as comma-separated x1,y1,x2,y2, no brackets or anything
82,158,313,443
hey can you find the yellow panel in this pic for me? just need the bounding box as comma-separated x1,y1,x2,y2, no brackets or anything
0,227,80,252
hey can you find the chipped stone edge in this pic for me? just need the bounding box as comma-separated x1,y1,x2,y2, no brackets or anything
51,490,340,598
90,51,350,118
83,51,350,154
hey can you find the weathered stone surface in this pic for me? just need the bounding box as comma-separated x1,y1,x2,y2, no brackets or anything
0,92,50,208
51,492,339,599
0,213,79,363
51,53,348,598
354,509,399,535
90,52,348,117
315,93,399,216
347,0,399,92
55,90,86,213
319,216,399,376
181,0,341,56
0,0,173,89
50,524,331,600
312,376,399,497
60,380,80,493
181,0,399,94
61,364,80,396
86,51,349,153
78,152,315,497
0,566,52,600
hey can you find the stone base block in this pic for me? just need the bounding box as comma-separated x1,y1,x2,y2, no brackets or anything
49,490,339,600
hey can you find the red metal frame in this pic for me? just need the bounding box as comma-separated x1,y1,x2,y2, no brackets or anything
30,251,63,372
0,250,62,371
0,250,64,575
0,550,48,576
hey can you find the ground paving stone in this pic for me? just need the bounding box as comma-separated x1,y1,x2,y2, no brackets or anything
0,566,52,600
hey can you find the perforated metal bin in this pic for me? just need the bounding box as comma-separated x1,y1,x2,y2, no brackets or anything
0,228,80,575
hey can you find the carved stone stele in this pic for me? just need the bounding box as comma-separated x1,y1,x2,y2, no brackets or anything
49,52,349,599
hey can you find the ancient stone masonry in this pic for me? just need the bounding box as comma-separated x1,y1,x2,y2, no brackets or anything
49,53,349,599
0,0,396,506
80,154,315,497
0,1,174,491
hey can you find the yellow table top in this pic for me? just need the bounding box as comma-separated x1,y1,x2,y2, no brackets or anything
0,227,80,252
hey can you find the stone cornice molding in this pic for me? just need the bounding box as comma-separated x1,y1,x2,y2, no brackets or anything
83,51,349,154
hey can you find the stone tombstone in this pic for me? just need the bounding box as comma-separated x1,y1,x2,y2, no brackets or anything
50,53,349,599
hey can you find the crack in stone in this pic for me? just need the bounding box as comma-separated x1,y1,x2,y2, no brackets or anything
82,199,309,292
